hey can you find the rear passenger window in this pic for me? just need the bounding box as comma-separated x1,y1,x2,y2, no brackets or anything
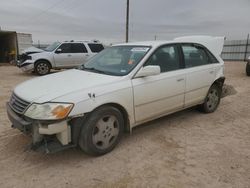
71,43,88,53
182,45,211,68
144,45,180,72
207,50,219,63
88,43,104,53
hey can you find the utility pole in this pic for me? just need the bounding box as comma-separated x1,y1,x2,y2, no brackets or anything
125,0,129,43
245,33,249,61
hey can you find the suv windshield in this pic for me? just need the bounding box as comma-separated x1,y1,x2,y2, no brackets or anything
44,42,61,52
81,45,151,76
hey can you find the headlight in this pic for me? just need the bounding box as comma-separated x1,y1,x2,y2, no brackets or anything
27,55,32,60
24,103,73,120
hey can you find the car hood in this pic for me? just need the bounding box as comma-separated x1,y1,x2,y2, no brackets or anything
21,46,44,54
14,69,122,103
30,51,51,59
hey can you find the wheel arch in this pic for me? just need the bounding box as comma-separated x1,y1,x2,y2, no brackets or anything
212,76,225,89
69,102,131,146
92,103,130,133
202,76,225,105
34,59,52,68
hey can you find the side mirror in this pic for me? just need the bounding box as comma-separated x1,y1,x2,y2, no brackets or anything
55,48,62,54
135,65,161,78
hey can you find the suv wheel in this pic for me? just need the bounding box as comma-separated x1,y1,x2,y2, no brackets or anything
79,106,124,156
35,61,51,75
246,62,250,76
200,84,221,113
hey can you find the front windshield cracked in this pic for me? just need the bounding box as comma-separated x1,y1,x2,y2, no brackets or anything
80,45,151,76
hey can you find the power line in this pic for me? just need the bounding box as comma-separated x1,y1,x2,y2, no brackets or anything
126,0,129,43
27,0,67,22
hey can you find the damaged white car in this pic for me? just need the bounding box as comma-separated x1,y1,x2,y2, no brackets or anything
7,36,225,155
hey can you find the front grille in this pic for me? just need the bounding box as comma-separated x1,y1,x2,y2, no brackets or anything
9,93,30,114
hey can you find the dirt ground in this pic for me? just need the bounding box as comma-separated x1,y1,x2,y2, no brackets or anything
0,62,250,188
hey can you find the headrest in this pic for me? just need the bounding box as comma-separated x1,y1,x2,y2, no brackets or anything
156,52,170,60
189,52,200,58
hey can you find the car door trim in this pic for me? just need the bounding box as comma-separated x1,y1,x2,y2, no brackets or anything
134,92,184,108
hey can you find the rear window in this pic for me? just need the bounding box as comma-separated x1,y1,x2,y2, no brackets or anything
182,45,211,68
88,43,104,53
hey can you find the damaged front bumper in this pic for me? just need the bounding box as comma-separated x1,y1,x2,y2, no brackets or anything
17,60,34,72
6,102,75,153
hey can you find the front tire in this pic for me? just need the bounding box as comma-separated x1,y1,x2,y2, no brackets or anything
35,61,51,75
246,61,250,76
78,106,124,156
200,84,222,113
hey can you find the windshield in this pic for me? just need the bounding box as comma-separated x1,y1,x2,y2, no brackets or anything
81,45,151,76
44,42,61,52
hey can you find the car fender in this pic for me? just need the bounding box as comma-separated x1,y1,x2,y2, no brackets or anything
54,80,136,129
31,52,55,67
34,59,53,68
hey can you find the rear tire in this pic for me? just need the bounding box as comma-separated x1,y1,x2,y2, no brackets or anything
199,84,222,113
35,61,51,75
78,106,124,156
246,62,250,76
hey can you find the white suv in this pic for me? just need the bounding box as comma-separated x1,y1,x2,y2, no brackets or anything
18,41,104,75
7,36,225,155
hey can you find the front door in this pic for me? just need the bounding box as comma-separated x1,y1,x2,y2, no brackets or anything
132,44,186,123
53,43,75,68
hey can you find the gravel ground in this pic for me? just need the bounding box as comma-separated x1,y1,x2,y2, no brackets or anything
0,62,250,188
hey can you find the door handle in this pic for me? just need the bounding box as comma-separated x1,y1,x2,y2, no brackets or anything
177,78,184,82
68,54,72,57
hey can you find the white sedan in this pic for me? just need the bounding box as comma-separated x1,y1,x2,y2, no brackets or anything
7,36,225,155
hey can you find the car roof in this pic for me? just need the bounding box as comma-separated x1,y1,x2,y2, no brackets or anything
113,41,175,48
62,41,102,44
113,36,225,56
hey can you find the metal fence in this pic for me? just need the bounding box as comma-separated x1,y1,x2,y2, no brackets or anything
221,37,250,61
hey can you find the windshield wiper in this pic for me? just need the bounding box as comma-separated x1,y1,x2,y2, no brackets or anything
81,65,107,74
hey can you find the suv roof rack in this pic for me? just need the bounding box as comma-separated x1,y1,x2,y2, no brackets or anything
63,40,101,43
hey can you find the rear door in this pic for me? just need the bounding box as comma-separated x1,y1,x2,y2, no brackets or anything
132,44,186,123
181,44,217,107
70,43,89,66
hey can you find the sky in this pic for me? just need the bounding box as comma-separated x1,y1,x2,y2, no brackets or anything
0,0,249,44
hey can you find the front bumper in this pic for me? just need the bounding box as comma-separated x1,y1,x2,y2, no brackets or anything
6,102,32,134
6,102,73,152
18,60,34,72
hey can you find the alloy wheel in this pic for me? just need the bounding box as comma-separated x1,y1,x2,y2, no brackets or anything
206,89,219,111
92,115,119,150
37,63,49,75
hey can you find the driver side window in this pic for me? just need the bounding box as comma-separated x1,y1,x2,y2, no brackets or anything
144,45,180,73
58,43,71,53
